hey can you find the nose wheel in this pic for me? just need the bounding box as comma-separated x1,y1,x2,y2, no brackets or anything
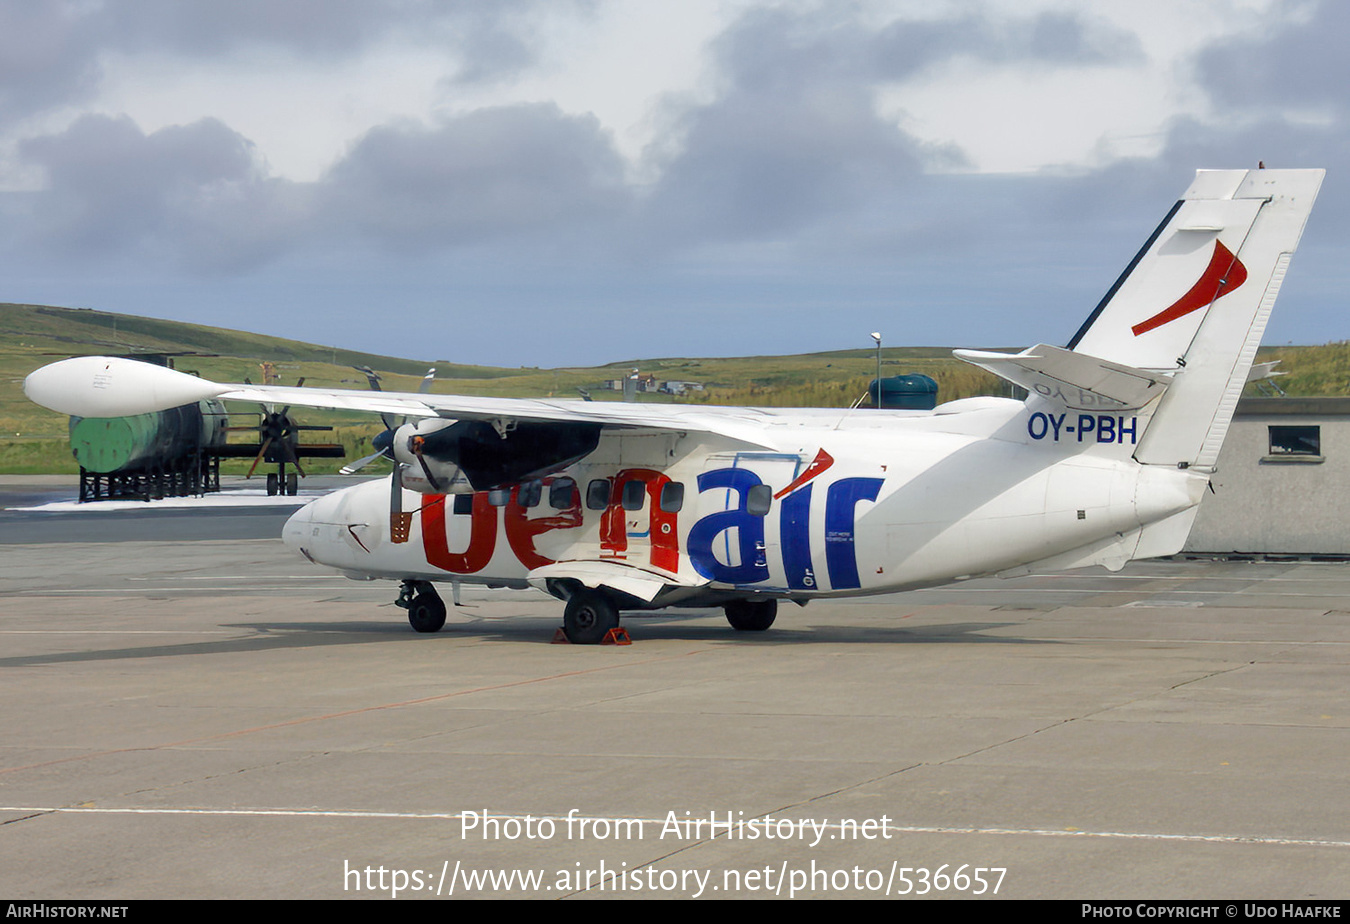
396,580,447,633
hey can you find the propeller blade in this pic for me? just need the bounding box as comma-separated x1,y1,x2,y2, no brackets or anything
340,450,385,475
354,366,382,391
271,427,305,478
351,366,399,429
246,439,271,478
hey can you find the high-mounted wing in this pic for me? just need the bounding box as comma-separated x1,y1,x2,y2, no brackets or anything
22,355,785,448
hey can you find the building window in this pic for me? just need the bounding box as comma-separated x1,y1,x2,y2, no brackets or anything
1265,425,1323,463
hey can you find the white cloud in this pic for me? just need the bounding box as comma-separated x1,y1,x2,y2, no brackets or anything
0,0,1344,364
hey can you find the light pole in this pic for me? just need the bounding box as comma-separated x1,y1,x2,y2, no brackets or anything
870,332,882,409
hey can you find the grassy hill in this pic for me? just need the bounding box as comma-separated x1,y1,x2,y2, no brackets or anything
1250,342,1350,396
2,302,1345,474
0,303,1006,474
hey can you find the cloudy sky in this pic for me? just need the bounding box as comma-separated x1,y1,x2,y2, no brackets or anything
1,0,1345,366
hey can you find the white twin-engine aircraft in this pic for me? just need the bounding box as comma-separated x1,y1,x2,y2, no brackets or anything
25,169,1324,642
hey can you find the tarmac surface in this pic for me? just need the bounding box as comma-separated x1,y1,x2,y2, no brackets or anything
2,476,1349,899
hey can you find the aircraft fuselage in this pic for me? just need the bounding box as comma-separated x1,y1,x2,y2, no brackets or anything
284,398,1205,606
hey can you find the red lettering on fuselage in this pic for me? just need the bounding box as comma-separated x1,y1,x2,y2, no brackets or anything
599,468,680,573
421,472,682,576
504,480,584,570
422,493,497,573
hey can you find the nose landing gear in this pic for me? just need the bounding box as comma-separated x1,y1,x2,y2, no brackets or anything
396,580,447,633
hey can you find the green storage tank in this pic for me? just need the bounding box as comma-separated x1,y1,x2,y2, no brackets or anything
68,400,229,473
868,374,938,410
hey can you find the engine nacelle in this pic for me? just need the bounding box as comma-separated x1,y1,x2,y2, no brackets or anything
391,420,473,494
398,460,474,495
387,416,602,494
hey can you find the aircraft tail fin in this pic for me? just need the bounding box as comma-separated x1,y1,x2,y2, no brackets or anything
1065,168,1321,468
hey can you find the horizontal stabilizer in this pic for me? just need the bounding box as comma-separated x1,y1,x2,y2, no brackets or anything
954,343,1171,411
1247,360,1284,383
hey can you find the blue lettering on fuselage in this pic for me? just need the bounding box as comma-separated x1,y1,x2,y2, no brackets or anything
687,468,768,584
824,478,883,589
688,468,884,590
780,484,814,589
1027,412,1138,444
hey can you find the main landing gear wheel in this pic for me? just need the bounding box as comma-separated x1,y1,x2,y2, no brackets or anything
724,598,777,631
563,589,619,645
397,581,447,633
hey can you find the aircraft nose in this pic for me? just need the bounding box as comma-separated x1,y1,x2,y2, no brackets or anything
282,496,321,558
282,479,386,569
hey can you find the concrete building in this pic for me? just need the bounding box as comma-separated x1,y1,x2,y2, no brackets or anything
1186,397,1350,555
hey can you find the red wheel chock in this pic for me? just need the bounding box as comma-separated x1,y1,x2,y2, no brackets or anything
551,627,632,645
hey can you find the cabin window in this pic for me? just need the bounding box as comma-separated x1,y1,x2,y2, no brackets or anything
1266,425,1322,462
549,478,576,509
517,480,542,508
659,482,684,513
621,479,647,511
747,483,773,517
586,479,612,510
488,488,511,507
452,494,473,515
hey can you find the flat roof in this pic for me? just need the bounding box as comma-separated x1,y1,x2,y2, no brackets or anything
1235,396,1350,416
